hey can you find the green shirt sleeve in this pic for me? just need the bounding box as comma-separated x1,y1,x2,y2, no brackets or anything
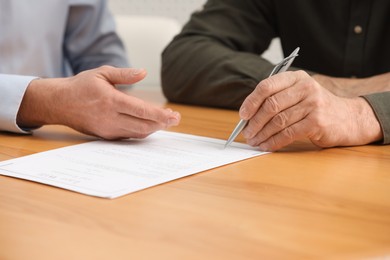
362,92,390,144
161,0,277,109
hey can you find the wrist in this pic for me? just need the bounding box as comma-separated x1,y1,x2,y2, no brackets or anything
16,78,65,128
312,74,341,96
346,97,383,145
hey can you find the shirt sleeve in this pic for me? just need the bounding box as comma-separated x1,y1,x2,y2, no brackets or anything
161,0,278,109
362,92,390,144
0,74,38,134
64,0,129,73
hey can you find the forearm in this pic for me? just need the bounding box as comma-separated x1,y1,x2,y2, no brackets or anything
161,0,277,109
162,38,275,109
313,72,390,97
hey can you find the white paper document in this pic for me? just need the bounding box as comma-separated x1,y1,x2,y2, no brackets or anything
0,131,268,198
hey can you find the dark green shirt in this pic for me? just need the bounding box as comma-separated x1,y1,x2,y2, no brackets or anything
162,0,390,144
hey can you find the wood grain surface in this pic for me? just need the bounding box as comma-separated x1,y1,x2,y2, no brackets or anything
1,87,389,260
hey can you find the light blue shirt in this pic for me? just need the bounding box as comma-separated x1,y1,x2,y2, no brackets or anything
0,0,128,133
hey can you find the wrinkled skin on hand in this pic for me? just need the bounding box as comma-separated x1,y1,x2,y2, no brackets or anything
239,70,382,151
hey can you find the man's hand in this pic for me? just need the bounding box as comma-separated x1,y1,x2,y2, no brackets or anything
17,66,181,139
239,70,383,151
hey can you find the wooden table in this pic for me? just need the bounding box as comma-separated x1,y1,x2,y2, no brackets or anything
1,87,390,259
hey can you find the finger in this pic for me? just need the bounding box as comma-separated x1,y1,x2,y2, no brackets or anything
242,82,307,139
116,113,169,139
96,112,174,140
98,66,147,85
257,119,312,151
239,70,308,120
247,103,310,146
114,91,181,125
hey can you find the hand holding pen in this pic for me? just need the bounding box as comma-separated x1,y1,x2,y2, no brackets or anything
224,47,300,148
226,46,382,151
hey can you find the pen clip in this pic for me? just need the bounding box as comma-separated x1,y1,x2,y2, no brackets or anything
269,47,299,77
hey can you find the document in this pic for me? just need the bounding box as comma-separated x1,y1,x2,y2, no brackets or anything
0,131,268,198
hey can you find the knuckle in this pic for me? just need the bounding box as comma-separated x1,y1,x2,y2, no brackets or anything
296,70,308,78
311,112,327,129
245,97,258,111
260,79,276,96
257,129,270,143
311,83,323,95
298,78,315,93
272,112,288,128
263,95,280,114
250,115,263,127
310,95,326,109
304,86,327,109
263,136,278,151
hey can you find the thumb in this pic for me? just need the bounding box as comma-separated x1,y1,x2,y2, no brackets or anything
100,67,147,85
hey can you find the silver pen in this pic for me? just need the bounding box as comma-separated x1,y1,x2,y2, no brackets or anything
224,47,300,149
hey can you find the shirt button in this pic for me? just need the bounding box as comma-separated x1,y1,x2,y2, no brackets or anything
354,25,363,34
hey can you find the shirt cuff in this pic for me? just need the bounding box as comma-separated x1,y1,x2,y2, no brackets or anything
362,92,390,145
0,74,39,134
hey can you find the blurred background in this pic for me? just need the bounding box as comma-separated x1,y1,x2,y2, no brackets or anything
109,0,207,25
108,0,282,87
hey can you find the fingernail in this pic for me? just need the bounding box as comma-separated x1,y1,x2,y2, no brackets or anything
173,111,181,121
167,112,181,126
168,117,179,126
165,108,173,113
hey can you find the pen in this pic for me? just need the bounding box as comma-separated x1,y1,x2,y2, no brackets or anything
224,47,300,149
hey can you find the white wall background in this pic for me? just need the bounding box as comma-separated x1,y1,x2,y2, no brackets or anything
108,0,283,83
108,0,207,25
